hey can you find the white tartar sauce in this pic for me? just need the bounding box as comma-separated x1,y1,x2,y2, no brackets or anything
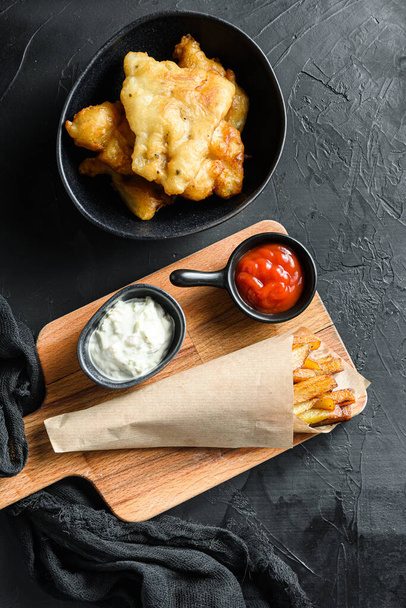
89,296,174,381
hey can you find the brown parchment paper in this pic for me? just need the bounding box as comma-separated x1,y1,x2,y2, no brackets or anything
292,327,370,434
44,332,294,452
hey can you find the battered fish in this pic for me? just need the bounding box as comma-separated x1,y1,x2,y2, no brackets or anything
79,158,174,221
121,52,235,195
173,35,246,199
210,120,244,198
182,121,244,200
66,36,249,217
65,101,134,174
173,34,249,132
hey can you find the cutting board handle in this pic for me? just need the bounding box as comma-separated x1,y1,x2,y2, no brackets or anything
0,418,82,508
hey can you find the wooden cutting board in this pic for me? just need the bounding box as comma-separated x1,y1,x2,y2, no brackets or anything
0,220,366,520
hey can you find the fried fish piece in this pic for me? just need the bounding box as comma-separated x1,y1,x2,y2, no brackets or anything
65,101,134,174
173,34,227,74
210,119,244,198
224,69,250,133
173,34,249,132
182,120,244,200
65,102,115,151
121,52,235,196
79,158,174,221
181,158,224,200
173,35,245,199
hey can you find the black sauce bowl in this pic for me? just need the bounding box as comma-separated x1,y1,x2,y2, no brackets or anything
77,284,186,389
57,11,286,240
170,233,317,323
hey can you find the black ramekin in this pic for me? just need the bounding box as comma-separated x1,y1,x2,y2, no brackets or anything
77,284,186,389
170,232,317,323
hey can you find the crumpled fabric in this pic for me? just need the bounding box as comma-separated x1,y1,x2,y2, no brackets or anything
0,296,45,476
1,294,312,608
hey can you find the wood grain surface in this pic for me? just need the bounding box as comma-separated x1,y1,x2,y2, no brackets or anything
0,221,367,520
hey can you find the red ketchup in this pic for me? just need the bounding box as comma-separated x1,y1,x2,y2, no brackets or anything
235,243,304,314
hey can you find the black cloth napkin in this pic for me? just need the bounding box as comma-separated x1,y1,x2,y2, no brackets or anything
0,297,45,476
0,294,311,608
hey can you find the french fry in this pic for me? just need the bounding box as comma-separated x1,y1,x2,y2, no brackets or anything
298,403,351,426
293,375,337,404
292,344,311,371
293,334,321,351
313,396,335,411
298,407,335,425
318,389,355,407
293,369,317,383
311,405,352,427
292,336,355,427
293,399,317,416
302,358,321,371
314,356,344,375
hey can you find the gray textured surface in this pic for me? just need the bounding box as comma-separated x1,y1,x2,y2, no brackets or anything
0,0,405,606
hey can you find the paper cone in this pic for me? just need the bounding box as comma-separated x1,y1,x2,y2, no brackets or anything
45,332,294,452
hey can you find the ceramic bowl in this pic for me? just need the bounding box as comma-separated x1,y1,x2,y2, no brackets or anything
170,232,317,323
57,11,286,239
77,284,186,389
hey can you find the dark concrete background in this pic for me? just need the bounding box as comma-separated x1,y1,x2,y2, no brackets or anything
0,0,405,606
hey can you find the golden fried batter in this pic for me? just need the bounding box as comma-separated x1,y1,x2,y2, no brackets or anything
121,52,235,195
172,35,246,199
66,36,249,217
182,121,244,200
173,34,226,74
211,120,244,198
79,158,174,220
174,34,249,132
66,101,134,174
224,69,250,134
66,102,116,150
182,159,223,201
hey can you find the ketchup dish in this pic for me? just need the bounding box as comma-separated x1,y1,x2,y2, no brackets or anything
235,243,304,314
170,232,316,324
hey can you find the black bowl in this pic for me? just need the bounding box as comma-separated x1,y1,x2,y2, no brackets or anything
57,11,286,240
77,284,186,389
170,232,317,323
